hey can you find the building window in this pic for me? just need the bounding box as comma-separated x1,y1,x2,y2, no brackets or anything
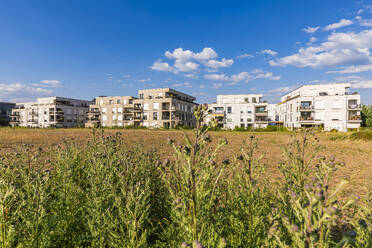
123,99,127,104
227,106,232,113
139,94,144,99
153,103,159,110
113,115,117,120
252,98,257,103
143,103,149,111
153,112,158,120
112,108,117,113
227,118,232,122
118,107,123,113
99,100,103,105
102,115,107,121
102,108,107,114
143,113,148,120
158,93,163,98
118,115,122,121
240,118,244,122
109,100,113,104
117,99,120,104
149,94,153,99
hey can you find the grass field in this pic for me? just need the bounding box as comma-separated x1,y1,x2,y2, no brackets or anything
0,125,371,247
0,127,371,197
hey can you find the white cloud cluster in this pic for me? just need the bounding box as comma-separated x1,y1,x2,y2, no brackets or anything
270,28,372,68
151,47,234,74
204,69,281,85
31,80,63,88
303,26,319,34
236,53,254,59
334,75,372,89
323,19,353,31
356,16,372,27
0,82,53,102
137,78,151,83
172,81,192,88
260,49,278,56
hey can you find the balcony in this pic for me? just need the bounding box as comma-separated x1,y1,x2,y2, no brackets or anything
348,115,362,122
162,103,171,110
10,113,20,117
348,104,361,110
255,110,268,116
299,105,314,111
299,116,314,123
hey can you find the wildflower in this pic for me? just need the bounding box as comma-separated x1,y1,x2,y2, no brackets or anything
338,161,346,167
181,242,190,248
290,224,300,233
193,240,204,248
329,155,335,162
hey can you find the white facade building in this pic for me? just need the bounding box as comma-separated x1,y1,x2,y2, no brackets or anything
276,83,361,132
10,97,93,128
206,94,275,129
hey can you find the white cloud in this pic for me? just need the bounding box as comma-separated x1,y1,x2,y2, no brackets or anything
31,80,63,88
174,60,199,72
236,53,254,59
356,16,372,27
270,28,372,68
200,85,206,89
327,64,372,74
205,58,234,69
165,47,217,61
172,81,192,88
303,26,319,34
333,75,372,89
152,47,234,74
137,78,151,83
323,19,353,31
309,37,317,44
353,80,372,88
0,82,54,102
151,61,175,73
184,73,198,79
260,49,278,56
357,9,363,15
269,85,299,95
204,73,228,81
212,83,223,89
204,69,281,83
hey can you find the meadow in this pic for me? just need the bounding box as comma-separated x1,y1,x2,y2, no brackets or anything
0,109,371,247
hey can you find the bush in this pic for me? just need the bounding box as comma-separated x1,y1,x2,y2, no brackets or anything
350,130,372,141
0,109,370,247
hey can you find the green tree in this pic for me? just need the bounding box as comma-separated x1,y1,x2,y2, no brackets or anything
361,105,372,127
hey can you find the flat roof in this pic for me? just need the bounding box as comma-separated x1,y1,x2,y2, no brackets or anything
282,83,351,96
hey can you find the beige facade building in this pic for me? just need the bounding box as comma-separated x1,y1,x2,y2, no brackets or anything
86,88,196,128
10,97,92,128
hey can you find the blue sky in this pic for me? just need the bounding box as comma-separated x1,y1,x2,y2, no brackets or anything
1,0,372,104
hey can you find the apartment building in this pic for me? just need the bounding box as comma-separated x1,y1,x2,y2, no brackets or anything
10,97,92,128
205,94,274,129
86,88,196,128
0,102,16,126
276,83,362,132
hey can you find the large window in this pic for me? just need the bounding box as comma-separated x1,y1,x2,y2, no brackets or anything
153,112,158,120
143,103,149,111
227,106,232,113
153,103,159,110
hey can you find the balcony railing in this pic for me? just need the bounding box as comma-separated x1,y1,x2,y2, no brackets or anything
348,104,361,109
299,105,314,110
299,117,314,121
212,110,224,114
348,115,361,121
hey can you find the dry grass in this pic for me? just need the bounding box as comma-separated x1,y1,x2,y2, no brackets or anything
0,127,371,197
